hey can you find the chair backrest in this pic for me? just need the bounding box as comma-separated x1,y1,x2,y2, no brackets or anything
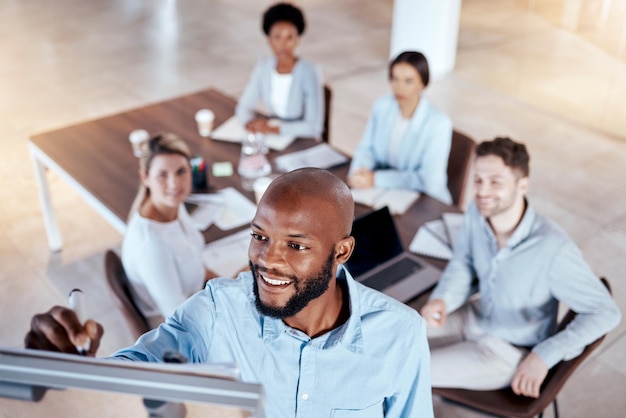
321,85,332,143
104,250,150,340
447,130,476,208
432,277,612,418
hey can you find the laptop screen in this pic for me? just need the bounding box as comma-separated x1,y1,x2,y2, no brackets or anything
344,206,404,277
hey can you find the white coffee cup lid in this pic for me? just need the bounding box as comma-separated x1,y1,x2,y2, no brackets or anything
195,109,215,122
129,129,150,143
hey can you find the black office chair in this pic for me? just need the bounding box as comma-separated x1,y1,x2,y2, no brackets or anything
433,277,613,418
447,130,476,208
104,250,150,340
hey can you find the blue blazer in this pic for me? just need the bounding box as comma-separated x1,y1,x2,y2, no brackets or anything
235,56,324,139
350,94,453,204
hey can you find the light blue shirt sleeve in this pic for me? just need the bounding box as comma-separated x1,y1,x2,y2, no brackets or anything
532,242,621,367
236,57,324,139
386,317,433,418
112,289,214,363
350,95,453,204
429,207,477,312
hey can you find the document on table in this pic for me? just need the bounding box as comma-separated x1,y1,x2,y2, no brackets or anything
409,219,453,260
274,143,349,172
442,212,464,249
186,193,224,231
351,188,419,215
211,115,295,151
187,187,256,231
202,229,251,278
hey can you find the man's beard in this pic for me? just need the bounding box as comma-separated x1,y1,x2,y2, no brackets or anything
250,249,335,319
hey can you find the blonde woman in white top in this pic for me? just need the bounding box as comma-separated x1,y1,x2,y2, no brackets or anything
122,133,216,328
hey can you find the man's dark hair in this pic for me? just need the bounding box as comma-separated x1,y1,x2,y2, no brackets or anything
389,51,430,87
262,2,306,36
476,137,530,177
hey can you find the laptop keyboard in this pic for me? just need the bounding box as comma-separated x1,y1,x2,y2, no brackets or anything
361,257,424,291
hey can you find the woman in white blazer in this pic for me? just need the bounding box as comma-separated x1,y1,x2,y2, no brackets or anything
348,51,453,204
235,2,324,139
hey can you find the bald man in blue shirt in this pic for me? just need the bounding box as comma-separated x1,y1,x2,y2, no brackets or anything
27,168,433,418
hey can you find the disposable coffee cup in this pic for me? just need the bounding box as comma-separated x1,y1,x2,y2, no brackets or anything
253,176,274,204
195,109,215,137
129,129,150,158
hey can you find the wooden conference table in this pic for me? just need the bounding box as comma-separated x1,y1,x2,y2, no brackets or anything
29,88,457,276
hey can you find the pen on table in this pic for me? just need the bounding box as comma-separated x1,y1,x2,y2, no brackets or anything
68,288,91,356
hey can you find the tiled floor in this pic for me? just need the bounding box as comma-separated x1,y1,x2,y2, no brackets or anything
0,0,625,416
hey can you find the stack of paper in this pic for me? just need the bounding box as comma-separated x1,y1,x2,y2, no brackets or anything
211,115,295,151
351,188,419,215
274,143,348,172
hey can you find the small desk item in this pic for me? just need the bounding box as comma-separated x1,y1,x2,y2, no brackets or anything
274,143,348,172
212,162,233,177
202,229,251,278
351,188,419,215
344,207,441,302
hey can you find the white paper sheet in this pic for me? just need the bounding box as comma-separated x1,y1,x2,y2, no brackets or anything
188,201,221,231
186,188,256,231
214,187,257,230
442,212,464,249
210,115,247,143
409,221,453,260
211,116,296,151
422,219,450,245
202,229,251,278
351,188,420,215
187,194,224,231
274,143,348,172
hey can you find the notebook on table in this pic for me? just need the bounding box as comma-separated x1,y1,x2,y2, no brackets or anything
344,206,441,302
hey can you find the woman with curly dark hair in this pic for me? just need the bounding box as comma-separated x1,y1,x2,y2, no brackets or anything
235,2,324,140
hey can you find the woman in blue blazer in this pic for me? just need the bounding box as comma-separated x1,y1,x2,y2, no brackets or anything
235,3,324,140
348,51,453,204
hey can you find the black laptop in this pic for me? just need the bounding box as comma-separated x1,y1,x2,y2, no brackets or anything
344,206,441,302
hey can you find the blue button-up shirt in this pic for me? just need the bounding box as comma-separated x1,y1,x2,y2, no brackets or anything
430,202,621,368
113,267,433,418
